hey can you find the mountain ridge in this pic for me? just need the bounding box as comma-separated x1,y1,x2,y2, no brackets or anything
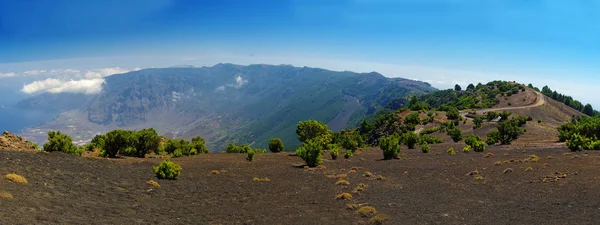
18,63,436,151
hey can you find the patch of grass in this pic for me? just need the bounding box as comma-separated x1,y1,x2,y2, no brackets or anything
252,177,271,182
353,183,369,193
376,175,385,180
503,168,513,174
4,173,27,184
447,148,457,155
525,167,533,172
547,156,553,159
474,175,484,181
336,179,350,185
363,172,373,177
211,170,220,175
466,169,480,176
335,174,348,179
369,214,390,225
563,152,572,156
529,155,540,162
494,161,502,166
146,180,160,188
356,206,377,217
335,193,353,200
0,191,13,199
346,204,360,210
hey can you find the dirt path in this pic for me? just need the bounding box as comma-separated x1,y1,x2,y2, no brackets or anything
461,91,546,119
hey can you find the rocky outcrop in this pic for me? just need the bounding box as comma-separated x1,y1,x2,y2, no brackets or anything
0,130,37,151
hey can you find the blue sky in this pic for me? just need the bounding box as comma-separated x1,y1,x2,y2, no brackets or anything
0,0,599,106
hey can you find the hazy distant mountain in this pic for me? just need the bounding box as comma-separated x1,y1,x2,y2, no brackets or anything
18,64,435,150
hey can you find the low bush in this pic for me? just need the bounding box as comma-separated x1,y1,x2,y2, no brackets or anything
419,134,442,144
472,141,487,152
379,136,400,160
462,145,471,153
421,143,430,153
447,148,457,155
446,124,463,142
344,150,353,159
43,131,82,156
296,139,323,167
402,132,419,149
246,149,255,161
330,149,339,160
225,143,252,153
153,159,182,180
268,138,284,153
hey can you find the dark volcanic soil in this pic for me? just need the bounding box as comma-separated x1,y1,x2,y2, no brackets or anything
1,146,600,225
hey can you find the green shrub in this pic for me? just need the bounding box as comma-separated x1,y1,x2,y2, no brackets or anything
43,131,82,156
420,126,441,135
379,136,400,160
191,136,209,153
102,130,135,158
464,135,481,147
268,138,284,152
447,125,463,142
330,148,339,160
447,147,457,155
225,143,252,153
296,120,332,143
172,149,183,157
402,132,419,149
133,128,161,158
153,159,182,180
497,119,524,144
472,141,487,152
341,136,359,152
486,130,499,145
419,134,442,144
462,145,471,153
473,117,483,129
164,139,194,156
246,149,255,161
296,139,323,167
344,150,353,159
421,143,430,153
446,107,461,120
566,133,586,151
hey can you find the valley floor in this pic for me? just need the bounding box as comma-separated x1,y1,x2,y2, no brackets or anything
1,145,600,225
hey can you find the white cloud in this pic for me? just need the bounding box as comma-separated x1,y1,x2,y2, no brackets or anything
233,75,248,88
0,72,16,78
216,75,249,91
21,78,105,94
18,67,141,95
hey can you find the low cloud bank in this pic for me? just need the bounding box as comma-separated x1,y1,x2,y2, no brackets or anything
17,67,140,95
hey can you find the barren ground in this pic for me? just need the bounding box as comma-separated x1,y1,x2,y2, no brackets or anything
2,145,600,225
